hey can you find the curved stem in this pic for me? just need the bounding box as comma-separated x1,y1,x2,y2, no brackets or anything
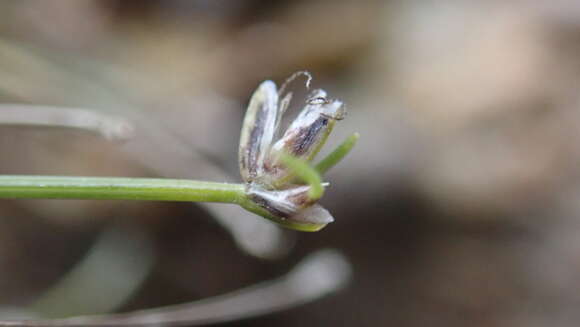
315,132,359,175
0,176,245,203
279,154,324,200
0,250,350,326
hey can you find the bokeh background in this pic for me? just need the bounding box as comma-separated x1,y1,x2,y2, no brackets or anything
1,0,580,326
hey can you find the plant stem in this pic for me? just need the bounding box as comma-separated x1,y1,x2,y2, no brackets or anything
280,154,324,200
0,176,245,203
315,133,360,175
0,175,328,232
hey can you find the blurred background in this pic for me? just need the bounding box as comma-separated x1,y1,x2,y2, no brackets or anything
1,0,580,326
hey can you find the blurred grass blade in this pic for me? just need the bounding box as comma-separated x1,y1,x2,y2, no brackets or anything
0,249,351,326
0,104,134,141
30,226,154,318
315,133,359,175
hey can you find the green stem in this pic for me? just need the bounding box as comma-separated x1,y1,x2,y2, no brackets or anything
0,175,328,232
315,132,360,175
279,154,324,200
0,176,245,203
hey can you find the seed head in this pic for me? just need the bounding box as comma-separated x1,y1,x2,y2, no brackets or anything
239,72,346,226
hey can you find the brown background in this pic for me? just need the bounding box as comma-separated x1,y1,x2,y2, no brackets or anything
1,1,580,326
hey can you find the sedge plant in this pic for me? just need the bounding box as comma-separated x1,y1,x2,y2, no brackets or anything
0,72,358,231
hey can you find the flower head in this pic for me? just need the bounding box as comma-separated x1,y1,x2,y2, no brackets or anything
238,72,346,227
